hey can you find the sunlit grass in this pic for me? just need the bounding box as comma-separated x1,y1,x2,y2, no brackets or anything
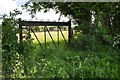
30,31,68,44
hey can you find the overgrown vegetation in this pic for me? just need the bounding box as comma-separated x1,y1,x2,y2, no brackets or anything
1,10,33,78
11,43,118,78
2,17,119,78
1,2,120,79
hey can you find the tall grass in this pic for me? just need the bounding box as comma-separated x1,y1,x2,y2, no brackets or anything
14,31,119,78
21,41,119,78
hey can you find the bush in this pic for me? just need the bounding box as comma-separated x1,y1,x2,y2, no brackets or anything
2,15,33,78
2,18,19,78
71,34,101,51
72,23,115,52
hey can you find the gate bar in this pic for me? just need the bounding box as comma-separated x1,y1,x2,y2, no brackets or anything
68,20,71,47
45,26,57,48
18,18,71,50
57,26,59,46
19,18,23,54
58,26,67,45
19,21,69,26
30,27,44,49
44,26,46,49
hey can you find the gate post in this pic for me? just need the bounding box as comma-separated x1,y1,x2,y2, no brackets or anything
18,18,23,54
68,20,71,47
44,26,46,49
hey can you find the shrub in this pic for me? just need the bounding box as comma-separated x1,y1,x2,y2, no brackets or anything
2,18,19,78
72,23,115,52
1,14,33,78
71,34,101,51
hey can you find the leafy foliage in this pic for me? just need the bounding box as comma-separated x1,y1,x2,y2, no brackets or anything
113,34,120,49
2,17,19,78
7,43,118,78
22,2,120,50
1,11,33,78
22,2,120,35
1,2,119,79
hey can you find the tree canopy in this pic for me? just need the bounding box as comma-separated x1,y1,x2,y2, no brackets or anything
22,2,120,36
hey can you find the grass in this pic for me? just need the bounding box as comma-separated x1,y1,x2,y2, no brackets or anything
23,41,119,78
30,31,68,44
14,31,119,78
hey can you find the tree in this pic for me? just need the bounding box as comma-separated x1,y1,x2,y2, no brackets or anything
22,2,120,35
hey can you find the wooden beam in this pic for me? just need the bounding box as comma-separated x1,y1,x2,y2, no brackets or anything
68,20,71,47
18,18,23,54
18,21,70,26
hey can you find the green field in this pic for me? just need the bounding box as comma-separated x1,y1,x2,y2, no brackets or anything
31,31,68,44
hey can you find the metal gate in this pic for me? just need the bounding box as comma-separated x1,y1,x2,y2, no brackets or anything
18,18,71,53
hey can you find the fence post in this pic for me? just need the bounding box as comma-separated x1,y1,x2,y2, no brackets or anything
57,26,59,46
44,26,46,49
68,20,71,47
18,18,22,54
